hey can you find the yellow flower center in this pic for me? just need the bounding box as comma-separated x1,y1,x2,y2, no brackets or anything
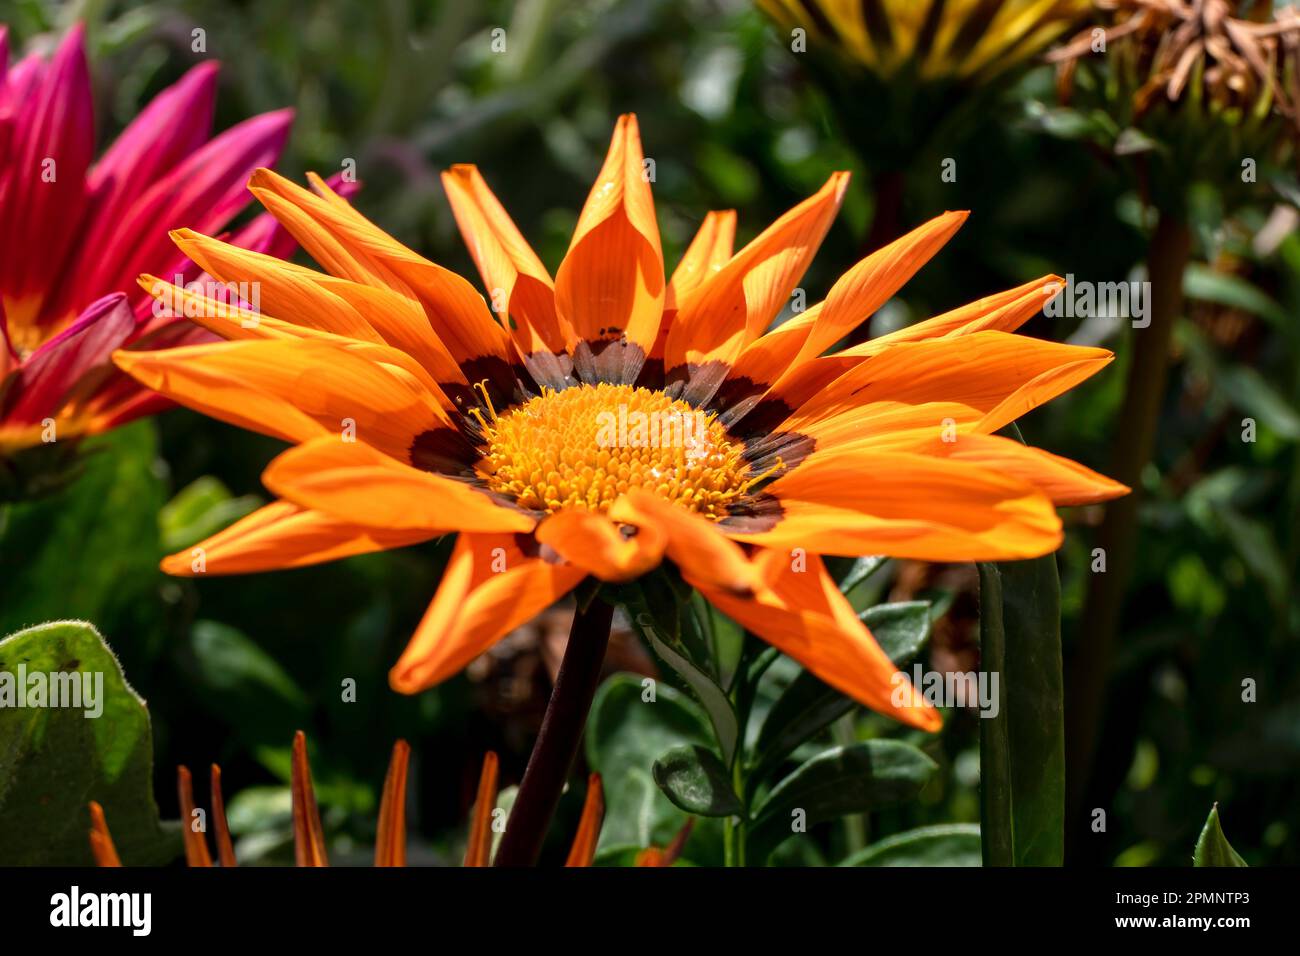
475,383,759,519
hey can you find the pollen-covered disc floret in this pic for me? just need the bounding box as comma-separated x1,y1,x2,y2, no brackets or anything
475,382,764,519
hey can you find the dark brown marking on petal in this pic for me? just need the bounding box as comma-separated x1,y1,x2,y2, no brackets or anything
573,336,647,386
728,394,797,441
663,359,730,408
523,350,578,392
711,374,771,429
409,427,480,476
743,429,816,476
719,492,783,534
635,356,665,391
460,354,533,411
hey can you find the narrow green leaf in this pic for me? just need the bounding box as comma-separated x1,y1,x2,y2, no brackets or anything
841,824,982,867
1193,805,1247,867
861,600,932,664
630,608,739,766
652,744,742,817
837,555,888,594
1183,264,1290,329
977,555,1065,866
748,601,931,793
0,621,180,865
748,741,937,862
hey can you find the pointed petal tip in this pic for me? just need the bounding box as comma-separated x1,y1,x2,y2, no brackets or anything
387,664,421,695
159,550,195,576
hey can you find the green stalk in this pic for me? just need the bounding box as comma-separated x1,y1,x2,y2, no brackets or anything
1065,212,1192,844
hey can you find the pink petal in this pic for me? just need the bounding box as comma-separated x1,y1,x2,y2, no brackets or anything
0,24,94,330
72,61,220,301
74,108,293,308
1,293,136,426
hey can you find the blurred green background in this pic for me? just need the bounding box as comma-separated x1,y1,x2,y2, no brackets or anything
1,0,1296,865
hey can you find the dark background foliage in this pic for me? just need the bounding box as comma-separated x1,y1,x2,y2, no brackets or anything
1,0,1295,865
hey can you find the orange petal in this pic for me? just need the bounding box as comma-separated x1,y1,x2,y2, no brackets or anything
249,168,518,401
87,802,122,867
291,731,329,867
686,551,940,731
666,210,736,310
210,764,237,867
389,533,587,693
442,164,570,358
843,274,1062,357
725,277,1068,435
868,431,1129,506
137,273,457,412
664,172,848,403
160,501,435,577
169,229,381,342
374,740,410,867
262,436,535,535
463,751,500,867
727,449,1063,562
554,114,665,383
776,331,1114,448
564,774,605,867
177,765,213,867
634,818,694,866
790,210,968,366
609,490,763,595
113,338,448,461
138,270,468,396
535,508,666,582
714,211,966,429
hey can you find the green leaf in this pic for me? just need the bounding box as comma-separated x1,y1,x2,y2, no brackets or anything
748,601,931,793
837,555,888,594
585,674,710,850
0,621,180,865
652,744,742,817
159,476,261,552
1193,805,1247,867
627,599,739,766
861,600,932,665
748,741,937,862
1218,365,1300,440
1114,126,1159,156
750,669,854,795
1183,264,1290,329
185,621,312,761
977,555,1065,866
0,423,164,641
841,824,982,867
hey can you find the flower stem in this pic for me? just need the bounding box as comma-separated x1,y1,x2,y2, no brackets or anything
1065,212,1191,854
494,594,613,867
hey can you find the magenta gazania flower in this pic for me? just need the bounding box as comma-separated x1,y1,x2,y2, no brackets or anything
0,23,307,470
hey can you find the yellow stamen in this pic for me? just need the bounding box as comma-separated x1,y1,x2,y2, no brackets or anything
477,383,760,519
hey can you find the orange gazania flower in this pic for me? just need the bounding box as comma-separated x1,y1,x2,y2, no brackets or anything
88,734,605,867
114,114,1126,733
